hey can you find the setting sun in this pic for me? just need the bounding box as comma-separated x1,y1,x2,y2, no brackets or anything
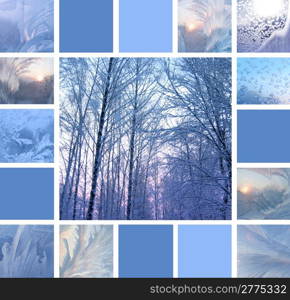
36,75,44,82
186,23,197,31
185,21,203,33
240,185,252,195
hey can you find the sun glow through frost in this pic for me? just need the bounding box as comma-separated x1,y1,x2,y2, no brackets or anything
240,185,251,195
253,0,284,18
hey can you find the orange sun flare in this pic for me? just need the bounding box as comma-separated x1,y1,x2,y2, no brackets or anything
240,185,252,195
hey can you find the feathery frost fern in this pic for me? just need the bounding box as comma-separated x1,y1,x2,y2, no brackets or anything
60,225,113,278
0,0,53,52
0,109,54,163
238,225,290,278
179,0,232,52
0,225,53,278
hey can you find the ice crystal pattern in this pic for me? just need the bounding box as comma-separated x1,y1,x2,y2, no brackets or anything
60,225,113,278
238,169,290,219
179,0,232,52
0,109,54,163
0,0,54,52
0,225,54,278
238,0,289,52
238,58,290,104
238,225,290,277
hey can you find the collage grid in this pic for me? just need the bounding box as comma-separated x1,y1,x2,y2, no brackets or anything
0,0,289,278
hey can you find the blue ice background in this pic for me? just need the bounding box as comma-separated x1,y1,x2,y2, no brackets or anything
0,109,54,163
238,58,290,104
0,225,54,278
0,0,54,52
238,225,290,277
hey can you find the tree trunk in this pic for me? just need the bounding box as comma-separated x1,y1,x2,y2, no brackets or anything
126,62,139,220
86,58,114,220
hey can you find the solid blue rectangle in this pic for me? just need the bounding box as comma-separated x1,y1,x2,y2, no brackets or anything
60,0,113,52
238,110,290,162
0,168,54,219
178,225,232,278
120,0,172,52
119,225,173,278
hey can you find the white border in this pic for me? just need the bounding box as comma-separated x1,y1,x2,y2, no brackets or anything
1,0,290,280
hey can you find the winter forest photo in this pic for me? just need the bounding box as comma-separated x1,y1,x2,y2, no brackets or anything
0,0,54,52
60,58,231,220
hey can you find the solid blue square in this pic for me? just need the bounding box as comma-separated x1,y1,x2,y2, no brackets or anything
60,0,113,52
238,110,290,162
0,168,54,220
119,225,173,278
178,225,232,278
120,0,172,52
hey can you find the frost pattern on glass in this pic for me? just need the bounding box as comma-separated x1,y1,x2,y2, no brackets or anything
60,225,113,278
238,169,290,219
0,225,53,278
0,109,54,163
238,225,290,278
178,0,232,52
238,58,290,104
0,0,54,52
238,0,290,52
0,58,54,104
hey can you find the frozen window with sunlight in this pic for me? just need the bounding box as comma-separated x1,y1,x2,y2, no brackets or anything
238,169,290,219
238,0,290,52
178,0,232,52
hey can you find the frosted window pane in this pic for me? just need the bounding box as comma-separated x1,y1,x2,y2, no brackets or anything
238,58,290,104
0,0,54,52
238,168,290,219
238,0,290,52
178,0,232,52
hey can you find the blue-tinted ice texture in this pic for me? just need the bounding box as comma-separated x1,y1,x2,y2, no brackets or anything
178,0,232,52
60,225,113,278
238,225,290,277
238,58,290,104
238,0,290,52
0,225,54,278
238,169,290,219
0,109,54,163
0,0,54,52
